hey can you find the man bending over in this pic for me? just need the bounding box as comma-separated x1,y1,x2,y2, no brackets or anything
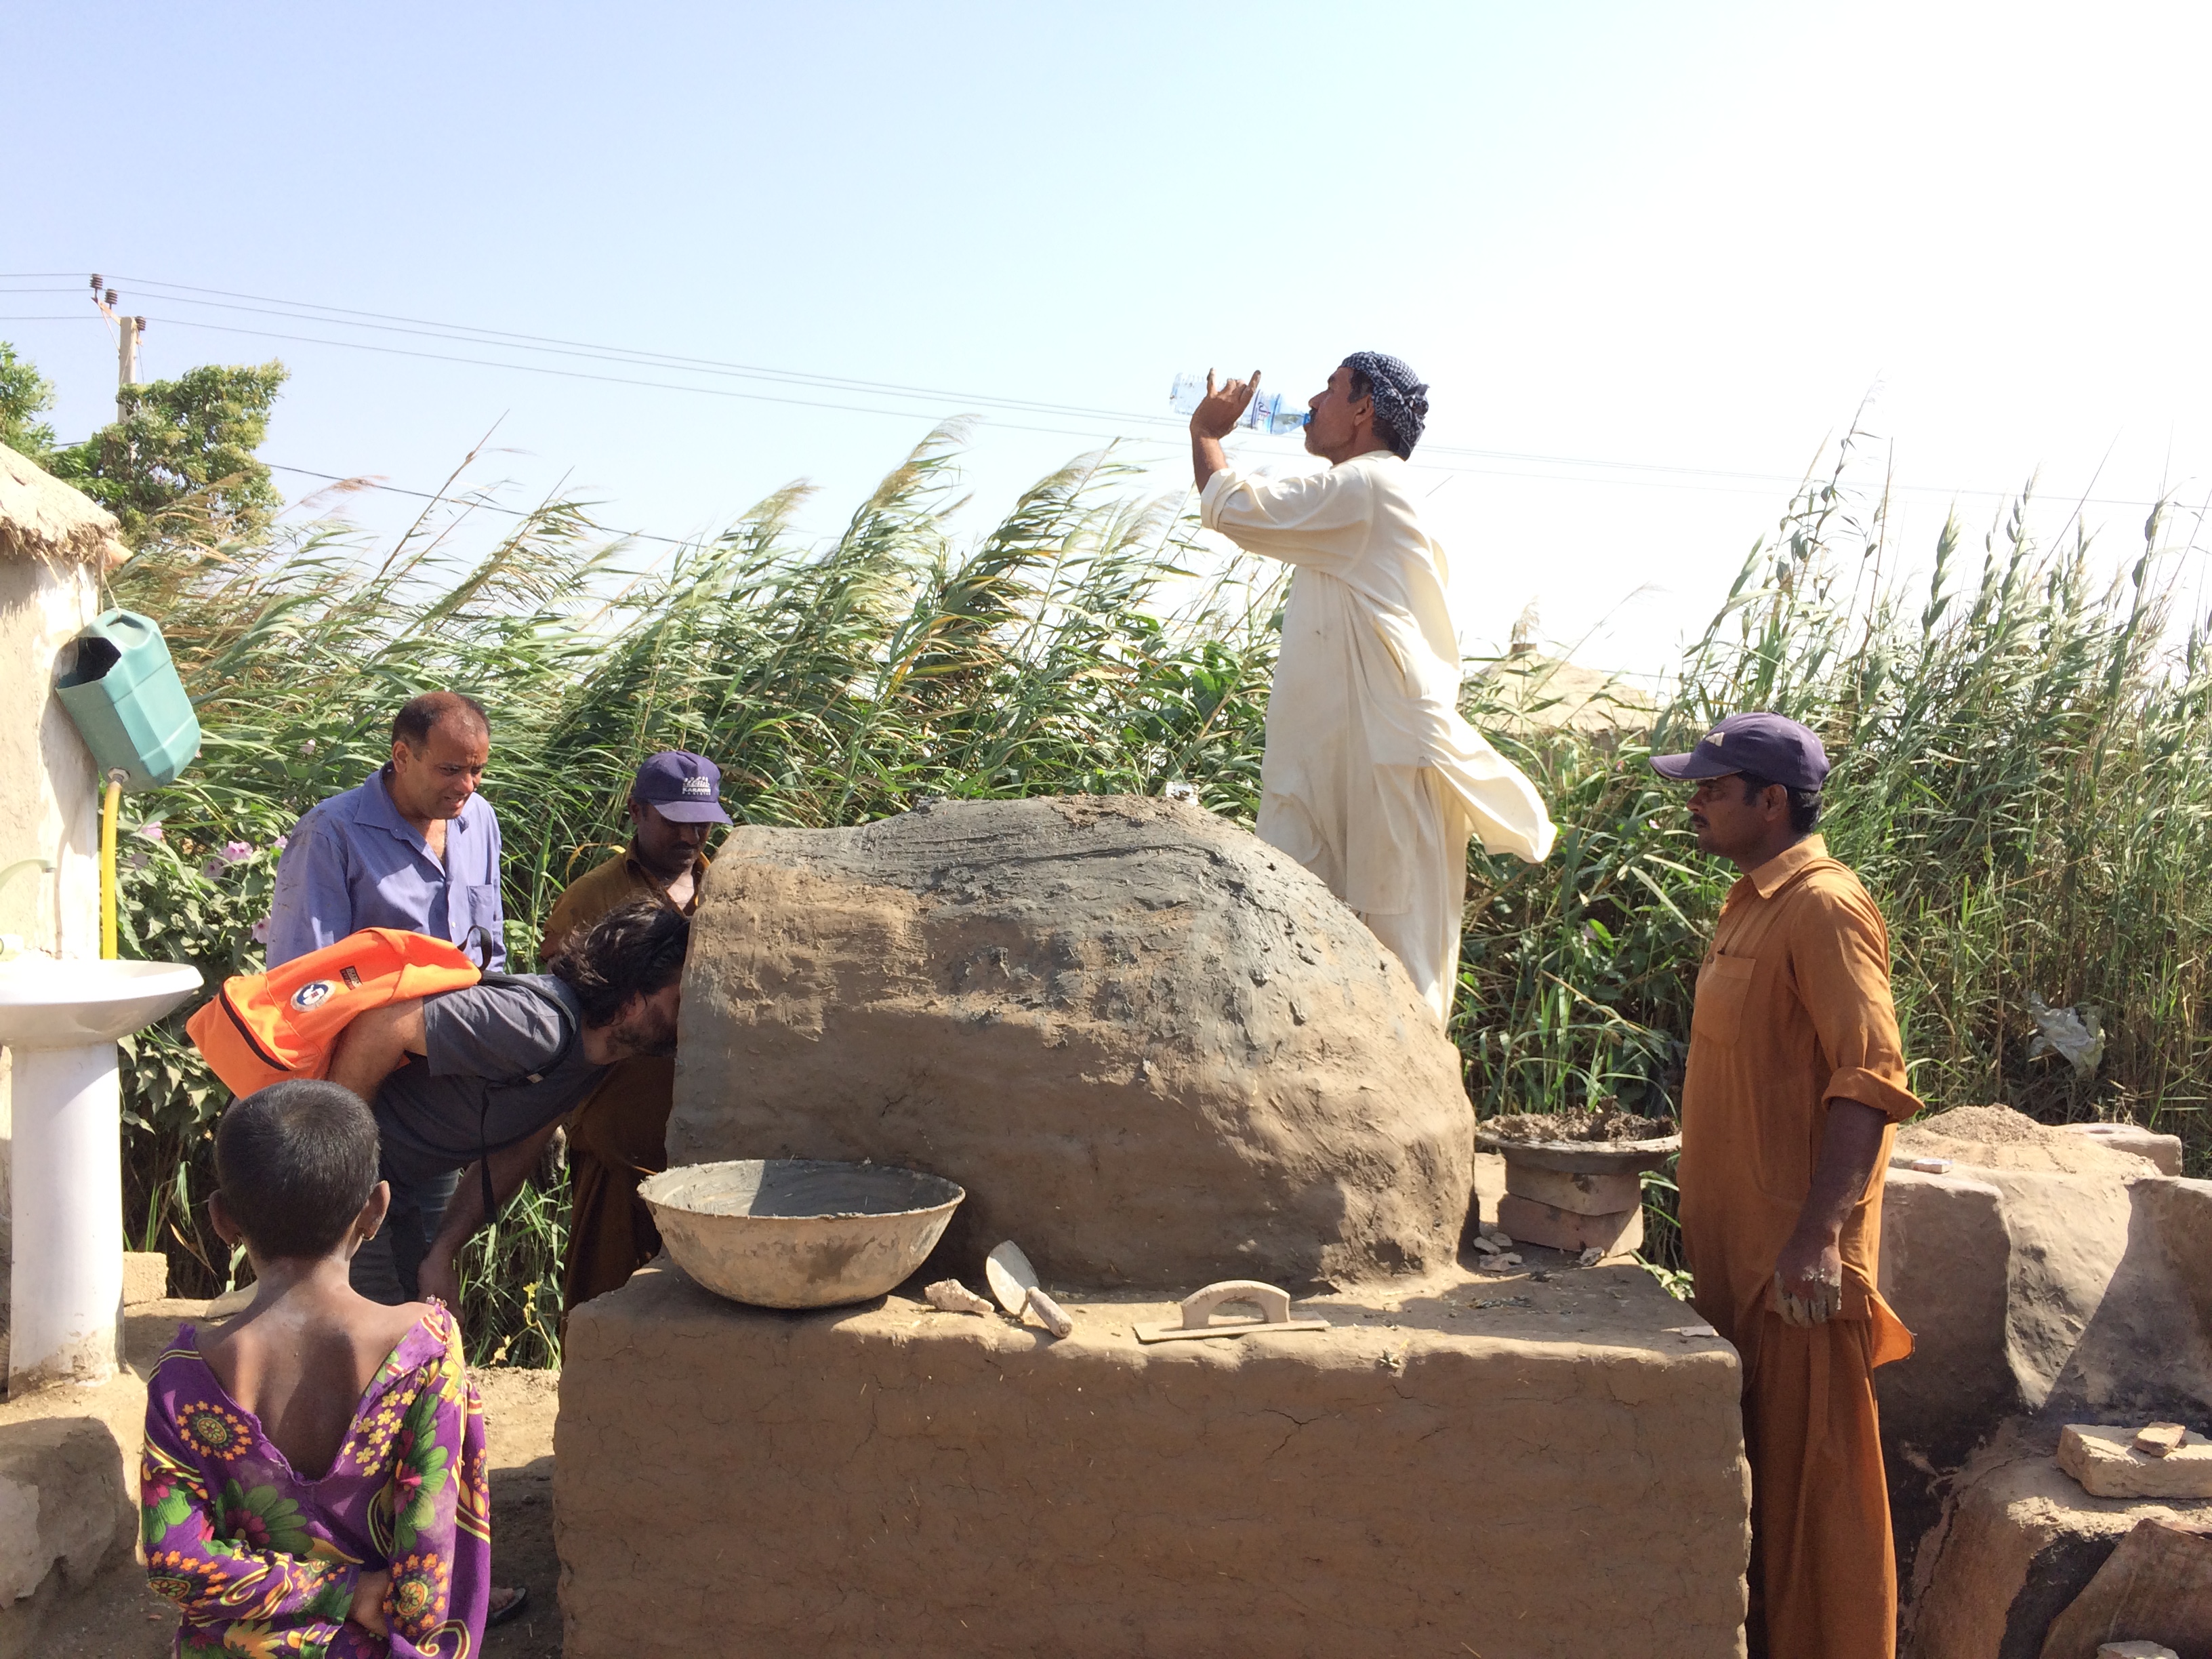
328,901,690,1311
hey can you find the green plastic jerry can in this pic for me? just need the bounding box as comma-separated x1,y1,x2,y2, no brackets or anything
55,610,201,790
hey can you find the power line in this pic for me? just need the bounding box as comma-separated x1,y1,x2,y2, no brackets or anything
3,271,2186,511
134,313,1181,448
71,272,2178,503
87,274,1818,483
268,463,703,548
63,274,1205,428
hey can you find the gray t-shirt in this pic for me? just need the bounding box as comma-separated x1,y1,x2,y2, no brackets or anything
371,974,607,1185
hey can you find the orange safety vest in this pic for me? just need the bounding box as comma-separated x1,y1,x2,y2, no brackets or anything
186,928,483,1099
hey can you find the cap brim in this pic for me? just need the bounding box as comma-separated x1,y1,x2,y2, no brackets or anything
652,802,733,824
1648,750,1738,781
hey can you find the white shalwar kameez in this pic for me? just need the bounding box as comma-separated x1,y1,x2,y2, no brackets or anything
1201,449,1556,1022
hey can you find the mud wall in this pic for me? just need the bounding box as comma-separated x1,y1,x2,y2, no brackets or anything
556,1264,1753,1659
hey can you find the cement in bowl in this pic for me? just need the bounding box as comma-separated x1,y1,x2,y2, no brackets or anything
639,1158,965,1310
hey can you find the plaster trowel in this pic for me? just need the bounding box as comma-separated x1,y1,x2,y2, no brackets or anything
1134,1279,1329,1344
985,1240,1074,1337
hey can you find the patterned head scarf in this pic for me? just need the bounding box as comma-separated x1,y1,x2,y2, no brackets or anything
1340,351,1429,455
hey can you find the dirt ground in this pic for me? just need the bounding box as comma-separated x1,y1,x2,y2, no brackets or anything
35,1307,565,1658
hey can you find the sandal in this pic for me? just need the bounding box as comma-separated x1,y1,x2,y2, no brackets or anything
487,1584,530,1628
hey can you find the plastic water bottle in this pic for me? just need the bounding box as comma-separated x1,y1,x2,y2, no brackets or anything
1169,373,1309,435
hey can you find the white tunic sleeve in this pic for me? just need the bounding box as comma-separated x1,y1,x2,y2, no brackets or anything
1199,464,1372,577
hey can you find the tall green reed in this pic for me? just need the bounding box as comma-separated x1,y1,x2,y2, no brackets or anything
112,423,2210,1360
110,433,1280,1357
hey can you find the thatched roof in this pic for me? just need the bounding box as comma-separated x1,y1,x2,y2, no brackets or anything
1471,647,1656,741
0,444,128,569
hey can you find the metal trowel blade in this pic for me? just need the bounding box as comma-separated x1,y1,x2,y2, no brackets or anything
984,1241,1038,1315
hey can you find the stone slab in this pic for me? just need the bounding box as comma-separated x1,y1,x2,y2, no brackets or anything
557,1259,1752,1658
1502,1163,1644,1217
2041,1517,2212,1659
1906,1429,2212,1659
2060,1124,2184,1178
2061,1426,2212,1500
1496,1192,1643,1255
1879,1170,2015,1460
0,1414,136,1659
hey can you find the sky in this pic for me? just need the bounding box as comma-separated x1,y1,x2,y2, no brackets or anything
8,3,2211,680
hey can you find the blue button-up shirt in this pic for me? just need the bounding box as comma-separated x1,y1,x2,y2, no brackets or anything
266,767,507,968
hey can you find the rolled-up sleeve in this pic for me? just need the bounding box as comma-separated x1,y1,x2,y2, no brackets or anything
1200,466,1370,577
264,813,350,966
1795,888,1923,1123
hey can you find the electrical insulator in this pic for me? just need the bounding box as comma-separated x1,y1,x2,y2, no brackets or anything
89,273,102,289
104,289,118,306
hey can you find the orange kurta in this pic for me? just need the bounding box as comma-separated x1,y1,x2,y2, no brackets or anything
1679,835,1919,1659
541,845,708,1318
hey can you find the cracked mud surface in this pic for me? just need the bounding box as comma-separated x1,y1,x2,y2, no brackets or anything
555,1256,1750,1657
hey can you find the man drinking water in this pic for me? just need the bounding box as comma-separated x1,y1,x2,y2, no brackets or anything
1190,354,1555,1020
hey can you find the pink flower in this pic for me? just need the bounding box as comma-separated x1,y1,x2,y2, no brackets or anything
251,918,270,944
134,823,164,842
221,841,253,865
273,834,289,853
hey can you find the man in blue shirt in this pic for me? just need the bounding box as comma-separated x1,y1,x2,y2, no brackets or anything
266,689,526,1618
267,691,506,969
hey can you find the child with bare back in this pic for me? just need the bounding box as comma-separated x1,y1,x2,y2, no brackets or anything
141,1080,491,1656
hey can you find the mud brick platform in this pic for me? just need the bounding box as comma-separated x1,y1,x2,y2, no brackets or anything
556,1260,1751,1658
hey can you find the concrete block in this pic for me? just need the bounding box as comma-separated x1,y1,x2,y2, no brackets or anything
1878,1169,2015,1462
2060,1123,2184,1176
2060,1425,2212,1500
2040,1517,2211,1659
1469,1151,1506,1233
1906,1431,2212,1659
121,1251,167,1307
557,1261,1751,1658
1501,1163,1643,1216
1496,1192,1643,1255
0,1414,136,1659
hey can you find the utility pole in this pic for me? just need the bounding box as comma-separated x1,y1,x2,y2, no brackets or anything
88,274,145,418
117,317,141,417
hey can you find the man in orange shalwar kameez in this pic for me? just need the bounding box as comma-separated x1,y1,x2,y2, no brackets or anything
1652,713,1919,1659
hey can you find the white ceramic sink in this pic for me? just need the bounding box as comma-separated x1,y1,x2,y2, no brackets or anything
0,957,203,1049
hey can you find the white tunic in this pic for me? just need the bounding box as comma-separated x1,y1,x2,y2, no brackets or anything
1200,450,1556,1019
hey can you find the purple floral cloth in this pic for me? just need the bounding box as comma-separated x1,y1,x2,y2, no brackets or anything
140,1303,491,1658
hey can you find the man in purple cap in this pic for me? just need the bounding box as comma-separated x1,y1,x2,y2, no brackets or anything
1651,712,1919,1659
539,750,731,1313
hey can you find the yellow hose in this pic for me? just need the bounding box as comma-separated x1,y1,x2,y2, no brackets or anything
100,773,122,959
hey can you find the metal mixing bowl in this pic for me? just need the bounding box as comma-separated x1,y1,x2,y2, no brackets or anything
638,1158,965,1310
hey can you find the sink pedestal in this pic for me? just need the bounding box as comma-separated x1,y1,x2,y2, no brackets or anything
0,956,201,1395
9,1044,129,1392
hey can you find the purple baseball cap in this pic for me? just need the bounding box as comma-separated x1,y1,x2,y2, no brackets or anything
1650,712,1830,791
632,750,732,824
